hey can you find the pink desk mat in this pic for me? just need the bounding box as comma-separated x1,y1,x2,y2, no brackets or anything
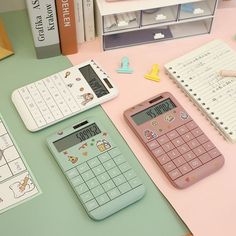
68,8,236,236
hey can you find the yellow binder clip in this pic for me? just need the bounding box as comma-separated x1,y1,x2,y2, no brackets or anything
144,64,160,82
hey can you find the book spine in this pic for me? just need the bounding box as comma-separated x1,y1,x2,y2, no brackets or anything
83,0,95,41
25,0,61,59
56,0,78,55
74,0,85,43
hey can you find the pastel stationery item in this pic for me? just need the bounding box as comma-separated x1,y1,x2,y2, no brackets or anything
12,60,118,132
0,114,40,214
219,70,236,77
144,64,160,82
180,3,194,13
124,92,224,189
116,57,133,74
165,40,236,142
47,117,145,220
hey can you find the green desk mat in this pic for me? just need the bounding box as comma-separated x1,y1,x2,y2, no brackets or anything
0,10,190,236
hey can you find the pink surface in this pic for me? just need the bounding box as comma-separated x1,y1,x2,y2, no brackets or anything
68,8,236,236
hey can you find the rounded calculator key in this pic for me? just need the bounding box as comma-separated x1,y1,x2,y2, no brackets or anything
173,156,186,167
8,158,26,175
98,153,111,163
208,148,221,158
113,174,126,186
177,144,190,154
118,162,131,173
128,177,142,188
96,193,110,205
113,155,126,165
92,165,106,176
75,183,89,195
187,139,200,149
77,163,90,174
178,163,192,175
183,151,196,162
108,167,121,178
157,154,170,165
91,185,105,197
163,161,176,172
108,147,121,158
176,125,189,135
102,180,115,192
80,191,94,203
168,169,182,180
81,170,95,181
0,122,7,136
71,175,84,187
118,182,131,193
167,130,179,140
172,137,185,147
103,159,116,170
167,149,181,160
0,134,13,150
189,158,202,169
3,146,20,162
85,199,99,212
182,132,194,142
0,165,13,182
107,187,121,200
157,135,169,145
191,128,203,137
87,177,100,189
147,140,159,150
123,169,137,180
152,147,165,157
87,157,101,168
186,121,198,130
198,153,212,164
193,146,205,156
97,172,110,184
197,134,209,144
66,168,79,179
202,141,215,151
162,142,175,152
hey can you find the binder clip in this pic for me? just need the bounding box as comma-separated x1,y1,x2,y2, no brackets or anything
116,56,133,74
144,64,160,82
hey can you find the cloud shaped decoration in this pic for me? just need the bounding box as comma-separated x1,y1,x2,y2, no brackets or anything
155,14,167,21
193,8,204,14
154,33,165,40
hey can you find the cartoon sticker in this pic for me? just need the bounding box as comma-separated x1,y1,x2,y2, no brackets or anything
144,129,157,141
151,120,158,126
165,114,175,123
180,111,189,120
78,93,94,106
78,143,88,150
68,156,78,164
65,71,70,78
96,139,111,152
9,175,35,198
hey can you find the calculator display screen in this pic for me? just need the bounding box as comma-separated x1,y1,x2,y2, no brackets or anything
53,123,101,152
79,65,109,98
131,98,176,125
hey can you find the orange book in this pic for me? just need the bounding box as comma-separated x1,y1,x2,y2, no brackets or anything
56,0,78,55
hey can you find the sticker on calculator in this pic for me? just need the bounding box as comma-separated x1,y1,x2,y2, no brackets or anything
47,118,145,220
12,60,118,132
124,92,225,189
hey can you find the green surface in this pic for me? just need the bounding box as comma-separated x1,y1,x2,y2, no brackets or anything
0,10,190,236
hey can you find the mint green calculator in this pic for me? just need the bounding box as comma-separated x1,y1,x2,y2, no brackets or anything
47,118,145,220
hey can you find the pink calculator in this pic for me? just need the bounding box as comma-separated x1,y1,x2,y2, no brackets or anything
124,92,224,189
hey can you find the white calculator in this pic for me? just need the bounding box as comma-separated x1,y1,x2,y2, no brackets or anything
12,60,118,132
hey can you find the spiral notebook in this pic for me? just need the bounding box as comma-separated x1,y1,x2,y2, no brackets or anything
164,39,236,142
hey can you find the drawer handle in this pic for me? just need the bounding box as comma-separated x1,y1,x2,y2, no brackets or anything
154,33,165,40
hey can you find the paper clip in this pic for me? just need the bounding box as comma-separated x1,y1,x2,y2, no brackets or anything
144,64,160,82
116,57,133,74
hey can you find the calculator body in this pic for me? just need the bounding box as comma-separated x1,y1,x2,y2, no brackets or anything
12,60,118,132
47,118,145,220
124,92,224,189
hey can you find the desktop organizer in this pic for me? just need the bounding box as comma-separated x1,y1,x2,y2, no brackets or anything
95,0,218,50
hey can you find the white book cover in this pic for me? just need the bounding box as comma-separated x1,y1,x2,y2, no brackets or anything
83,0,95,41
74,0,85,43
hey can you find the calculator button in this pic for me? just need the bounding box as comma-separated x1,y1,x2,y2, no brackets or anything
3,146,19,162
157,154,170,165
8,158,26,175
202,141,215,151
197,134,208,144
162,142,175,152
178,163,192,175
77,163,90,174
177,144,190,154
113,174,126,186
91,185,105,197
0,134,13,150
168,169,182,180
191,128,203,137
189,158,202,169
81,170,95,181
198,153,212,164
173,156,186,167
103,159,116,170
66,168,79,179
113,155,126,165
129,177,142,188
87,177,99,189
97,172,110,184
172,137,184,147
182,132,194,142
80,191,94,203
157,135,169,145
152,147,165,157
118,182,131,193
123,169,137,180
98,153,111,163
92,164,105,176
96,193,110,205
85,199,99,211
208,148,221,158
108,167,121,178
71,175,84,187
108,147,121,158
187,139,200,149
176,125,189,135
0,165,13,181
87,157,100,168
107,187,121,200
167,149,181,160
193,146,205,156
183,151,196,162
163,161,176,172
118,162,131,173
75,183,89,195
0,122,7,136
167,130,179,140
102,180,115,192
186,121,198,130
147,140,159,150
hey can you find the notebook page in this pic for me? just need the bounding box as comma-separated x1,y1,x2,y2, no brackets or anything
165,40,236,142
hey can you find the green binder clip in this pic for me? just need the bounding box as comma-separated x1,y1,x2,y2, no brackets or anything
116,56,133,74
144,64,160,82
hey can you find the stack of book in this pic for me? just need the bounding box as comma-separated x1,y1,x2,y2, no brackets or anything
26,0,96,59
